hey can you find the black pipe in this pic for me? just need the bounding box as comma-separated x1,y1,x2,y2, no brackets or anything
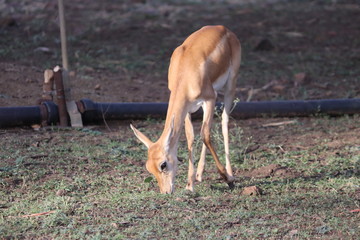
42,101,60,125
78,98,360,123
0,106,42,128
0,98,359,128
231,98,360,118
0,101,58,128
78,99,169,123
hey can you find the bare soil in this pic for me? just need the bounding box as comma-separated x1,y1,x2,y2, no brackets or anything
1,0,359,107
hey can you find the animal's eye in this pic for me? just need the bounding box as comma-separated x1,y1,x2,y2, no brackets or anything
160,162,167,171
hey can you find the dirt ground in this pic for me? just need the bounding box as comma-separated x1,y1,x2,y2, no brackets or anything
0,0,359,107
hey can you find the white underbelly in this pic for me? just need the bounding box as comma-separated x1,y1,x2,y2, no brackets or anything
189,99,204,113
212,67,230,94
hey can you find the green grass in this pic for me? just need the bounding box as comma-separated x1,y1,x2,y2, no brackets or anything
0,116,359,239
0,0,359,238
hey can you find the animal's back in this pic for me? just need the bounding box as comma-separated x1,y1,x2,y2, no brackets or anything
168,25,235,95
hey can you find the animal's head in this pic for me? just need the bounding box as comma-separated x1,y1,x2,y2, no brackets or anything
130,120,178,194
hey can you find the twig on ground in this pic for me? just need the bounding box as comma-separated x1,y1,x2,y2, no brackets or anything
246,80,278,102
262,120,297,127
19,210,56,218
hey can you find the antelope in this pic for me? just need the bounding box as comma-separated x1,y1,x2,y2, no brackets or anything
130,25,241,194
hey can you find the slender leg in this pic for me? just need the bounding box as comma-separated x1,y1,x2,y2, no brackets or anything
201,99,234,187
196,143,207,182
222,90,235,182
184,113,195,191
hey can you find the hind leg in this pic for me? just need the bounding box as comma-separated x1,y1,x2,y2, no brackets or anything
222,92,235,182
196,143,207,182
201,99,234,186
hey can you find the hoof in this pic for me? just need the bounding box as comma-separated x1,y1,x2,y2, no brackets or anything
186,183,194,192
227,181,235,190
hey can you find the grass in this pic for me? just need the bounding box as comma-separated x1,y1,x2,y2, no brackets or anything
0,0,359,239
0,116,359,239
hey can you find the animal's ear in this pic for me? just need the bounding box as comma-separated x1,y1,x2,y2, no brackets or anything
130,124,153,149
163,115,175,153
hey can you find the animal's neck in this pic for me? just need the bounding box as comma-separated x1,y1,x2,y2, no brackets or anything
159,89,189,153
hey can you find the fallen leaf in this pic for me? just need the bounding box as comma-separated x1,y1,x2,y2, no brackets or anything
350,209,360,213
144,176,153,183
94,84,101,90
294,72,311,87
285,31,304,38
34,47,53,54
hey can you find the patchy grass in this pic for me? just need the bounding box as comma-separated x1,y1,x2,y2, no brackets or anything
0,0,359,239
0,116,359,239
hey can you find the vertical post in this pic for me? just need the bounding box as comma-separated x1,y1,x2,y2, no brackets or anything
57,0,68,70
42,69,54,101
57,0,83,127
54,67,69,127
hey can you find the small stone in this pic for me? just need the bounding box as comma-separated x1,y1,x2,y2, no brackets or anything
0,17,17,28
111,222,119,228
56,189,67,196
31,124,41,131
254,39,275,51
69,71,76,77
272,84,286,93
241,186,263,196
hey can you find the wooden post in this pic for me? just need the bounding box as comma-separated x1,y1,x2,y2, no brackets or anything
57,0,83,127
57,0,68,70
42,69,54,101
53,66,69,127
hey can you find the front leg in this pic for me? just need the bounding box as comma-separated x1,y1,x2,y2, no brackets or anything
184,113,196,191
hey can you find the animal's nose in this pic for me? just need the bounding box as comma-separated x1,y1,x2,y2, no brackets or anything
161,186,174,194
162,189,173,194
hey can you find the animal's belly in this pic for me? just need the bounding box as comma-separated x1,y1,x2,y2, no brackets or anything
189,99,204,113
212,68,230,94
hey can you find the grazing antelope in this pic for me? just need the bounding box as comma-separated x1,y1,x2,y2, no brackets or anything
130,25,241,194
